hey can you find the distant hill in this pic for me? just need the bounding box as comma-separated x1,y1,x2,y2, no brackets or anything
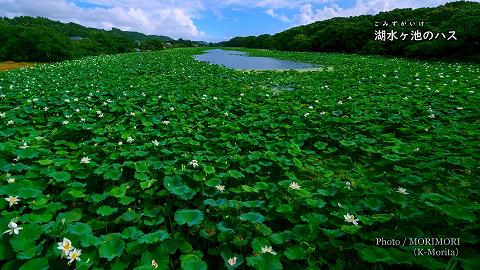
220,1,480,62
109,28,173,42
0,16,201,62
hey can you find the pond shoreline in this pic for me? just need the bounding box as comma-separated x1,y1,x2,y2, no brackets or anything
194,49,321,71
0,61,40,71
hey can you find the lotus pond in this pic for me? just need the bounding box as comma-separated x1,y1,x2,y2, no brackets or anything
193,49,319,70
0,48,479,270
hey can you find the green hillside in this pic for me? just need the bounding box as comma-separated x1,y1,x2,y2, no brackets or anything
0,16,201,62
221,1,480,62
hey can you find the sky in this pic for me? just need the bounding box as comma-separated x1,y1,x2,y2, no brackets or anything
0,0,478,42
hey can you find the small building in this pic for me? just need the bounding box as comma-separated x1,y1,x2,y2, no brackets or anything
69,36,85,41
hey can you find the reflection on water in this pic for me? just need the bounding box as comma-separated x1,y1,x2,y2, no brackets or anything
194,49,318,70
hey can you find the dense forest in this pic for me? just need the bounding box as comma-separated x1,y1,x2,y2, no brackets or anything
221,1,480,62
0,16,205,62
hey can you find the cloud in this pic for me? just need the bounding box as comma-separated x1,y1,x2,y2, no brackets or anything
0,0,204,39
294,0,477,25
209,0,330,10
1,0,478,40
265,8,291,23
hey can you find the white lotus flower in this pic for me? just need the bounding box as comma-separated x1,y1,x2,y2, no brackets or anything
456,107,463,110
80,118,85,122
215,185,225,192
3,221,22,235
127,137,134,143
57,238,74,257
130,112,136,116
67,248,82,264
19,142,29,149
7,178,15,184
7,120,14,125
80,157,91,164
345,181,351,190
162,120,170,125
308,105,314,109
289,182,300,190
169,107,174,111
65,99,70,103
224,112,229,116
304,113,310,117
240,93,244,96
5,196,20,207
428,114,435,119
152,259,159,269
189,160,199,168
261,246,277,255
152,139,160,146
118,141,123,145
0,112,5,118
396,187,409,195
213,97,218,100
337,100,343,105
344,213,359,226
227,257,237,266
62,121,69,125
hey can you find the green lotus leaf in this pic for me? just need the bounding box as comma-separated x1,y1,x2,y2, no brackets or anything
0,239,15,260
99,233,125,261
135,161,148,172
137,230,170,244
51,171,71,182
180,254,207,270
96,205,118,216
19,257,48,270
37,160,53,166
175,209,204,226
104,168,122,181
163,175,196,200
203,165,215,174
246,254,282,270
9,224,42,252
110,185,127,198
228,170,244,179
284,245,306,260
239,212,265,223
